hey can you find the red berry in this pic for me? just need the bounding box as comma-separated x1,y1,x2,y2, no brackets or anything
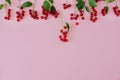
70,17,73,20
20,7,23,10
64,26,66,29
70,13,74,16
82,17,84,20
60,29,63,33
75,22,79,25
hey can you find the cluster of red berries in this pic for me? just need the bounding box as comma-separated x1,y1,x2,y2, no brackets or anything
29,9,39,20
59,26,68,42
113,6,120,16
63,3,72,9
16,7,25,22
70,13,79,20
90,7,97,23
4,9,11,20
79,10,85,20
70,13,80,25
41,6,59,20
101,7,108,16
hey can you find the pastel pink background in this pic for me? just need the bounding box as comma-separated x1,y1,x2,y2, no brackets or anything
0,0,120,80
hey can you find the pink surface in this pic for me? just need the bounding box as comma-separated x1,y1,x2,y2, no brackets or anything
0,0,120,80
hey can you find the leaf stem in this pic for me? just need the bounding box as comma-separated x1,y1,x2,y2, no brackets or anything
4,1,8,15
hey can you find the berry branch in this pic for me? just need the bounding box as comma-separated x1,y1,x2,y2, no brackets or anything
29,0,39,20
41,0,59,20
0,0,12,20
16,1,33,22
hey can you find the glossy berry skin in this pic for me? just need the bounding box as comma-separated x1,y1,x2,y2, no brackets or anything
4,9,11,20
16,7,25,22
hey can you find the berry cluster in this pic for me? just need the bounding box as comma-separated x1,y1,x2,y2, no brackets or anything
101,6,108,16
63,3,72,9
90,7,97,23
79,10,85,20
41,6,48,20
29,9,39,20
70,13,80,26
41,6,59,20
16,7,25,22
113,6,120,16
70,13,79,20
59,26,69,42
4,9,11,20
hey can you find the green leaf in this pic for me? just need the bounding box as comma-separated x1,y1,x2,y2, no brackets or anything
43,0,51,11
50,6,56,12
66,23,70,31
104,6,109,13
107,0,115,3
22,1,33,8
85,6,91,13
76,0,85,10
6,0,11,6
76,0,82,2
0,4,4,10
49,0,54,4
89,0,97,7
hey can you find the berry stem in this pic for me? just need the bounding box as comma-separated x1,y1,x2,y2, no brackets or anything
66,0,68,4
115,0,118,7
33,0,36,11
73,0,77,15
4,1,8,15
32,0,37,15
18,0,21,11
59,10,64,27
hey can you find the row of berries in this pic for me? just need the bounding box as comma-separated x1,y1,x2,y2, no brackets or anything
4,9,11,20
90,7,98,23
63,3,72,9
3,6,120,22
